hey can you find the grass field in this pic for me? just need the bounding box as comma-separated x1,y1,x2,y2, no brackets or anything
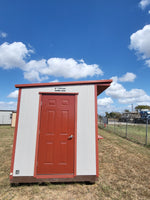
0,126,150,200
99,123,150,146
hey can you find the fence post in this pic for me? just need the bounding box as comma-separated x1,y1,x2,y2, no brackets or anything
114,117,115,133
146,118,148,145
126,121,128,138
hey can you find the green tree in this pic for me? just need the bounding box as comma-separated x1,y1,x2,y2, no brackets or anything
135,105,150,112
105,112,121,119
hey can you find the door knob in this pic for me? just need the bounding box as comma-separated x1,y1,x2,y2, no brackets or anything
68,135,73,139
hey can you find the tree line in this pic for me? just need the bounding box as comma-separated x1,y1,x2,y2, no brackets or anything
105,105,150,119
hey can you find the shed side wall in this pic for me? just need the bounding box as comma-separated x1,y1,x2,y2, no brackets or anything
13,85,96,176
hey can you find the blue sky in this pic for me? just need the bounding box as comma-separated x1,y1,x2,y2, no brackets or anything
1,0,150,115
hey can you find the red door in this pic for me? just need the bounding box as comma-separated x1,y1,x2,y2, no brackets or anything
37,94,75,175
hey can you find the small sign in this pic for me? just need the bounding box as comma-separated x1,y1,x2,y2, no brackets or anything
55,87,66,92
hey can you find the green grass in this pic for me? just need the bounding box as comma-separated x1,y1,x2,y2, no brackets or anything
99,123,150,145
0,126,150,199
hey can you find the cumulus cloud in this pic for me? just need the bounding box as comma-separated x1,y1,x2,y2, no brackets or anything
7,90,18,98
0,31,7,38
145,59,150,66
106,77,150,105
23,58,103,81
129,25,150,65
0,42,33,69
0,101,17,110
97,97,113,106
43,58,103,79
0,42,103,82
118,72,136,82
139,0,150,9
111,73,136,83
50,79,59,82
97,97,116,115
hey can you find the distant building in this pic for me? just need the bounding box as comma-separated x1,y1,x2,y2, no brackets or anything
0,110,16,125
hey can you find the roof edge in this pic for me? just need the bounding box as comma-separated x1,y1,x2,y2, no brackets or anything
15,79,112,88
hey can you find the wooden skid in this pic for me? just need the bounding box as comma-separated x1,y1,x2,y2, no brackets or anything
10,175,97,184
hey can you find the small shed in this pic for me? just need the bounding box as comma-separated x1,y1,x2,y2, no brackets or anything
10,80,112,183
0,110,14,125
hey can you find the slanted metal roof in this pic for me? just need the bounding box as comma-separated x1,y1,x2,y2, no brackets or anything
15,79,112,96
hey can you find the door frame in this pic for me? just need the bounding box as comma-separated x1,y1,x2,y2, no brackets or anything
34,92,78,179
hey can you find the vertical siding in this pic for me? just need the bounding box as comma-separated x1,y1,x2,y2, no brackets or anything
13,85,96,176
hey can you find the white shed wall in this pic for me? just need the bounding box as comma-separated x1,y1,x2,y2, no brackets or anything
13,85,96,177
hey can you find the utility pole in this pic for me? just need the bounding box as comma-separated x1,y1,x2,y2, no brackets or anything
131,104,133,112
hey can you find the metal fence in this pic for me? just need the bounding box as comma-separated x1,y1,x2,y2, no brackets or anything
98,117,150,146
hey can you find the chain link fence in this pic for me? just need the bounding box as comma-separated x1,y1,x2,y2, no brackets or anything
98,117,150,146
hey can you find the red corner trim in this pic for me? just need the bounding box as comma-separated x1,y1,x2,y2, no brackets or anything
95,85,99,177
10,88,22,180
74,94,78,177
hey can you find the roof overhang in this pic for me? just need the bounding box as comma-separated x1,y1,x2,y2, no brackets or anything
15,79,112,95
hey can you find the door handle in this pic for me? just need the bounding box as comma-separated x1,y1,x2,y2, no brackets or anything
68,135,73,139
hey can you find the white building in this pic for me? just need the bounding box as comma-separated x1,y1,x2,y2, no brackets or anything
10,79,112,183
0,110,14,125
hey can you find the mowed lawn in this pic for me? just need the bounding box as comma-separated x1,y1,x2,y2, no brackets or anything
0,126,150,200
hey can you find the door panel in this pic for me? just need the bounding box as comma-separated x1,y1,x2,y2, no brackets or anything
37,94,75,175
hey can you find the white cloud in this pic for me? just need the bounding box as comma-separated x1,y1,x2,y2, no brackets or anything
0,101,17,110
23,58,102,81
50,79,59,82
145,59,150,66
0,31,7,38
0,42,33,69
97,97,118,115
42,58,103,79
0,42,103,82
129,25,150,61
7,90,18,99
23,59,48,82
139,0,150,9
118,72,136,82
97,97,113,107
106,78,150,105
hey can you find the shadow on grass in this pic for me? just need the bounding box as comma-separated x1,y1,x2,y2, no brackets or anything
10,181,94,187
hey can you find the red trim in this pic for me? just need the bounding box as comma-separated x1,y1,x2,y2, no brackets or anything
74,95,78,177
10,88,22,180
15,79,112,88
34,94,42,177
39,92,79,95
95,85,99,177
34,92,78,179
